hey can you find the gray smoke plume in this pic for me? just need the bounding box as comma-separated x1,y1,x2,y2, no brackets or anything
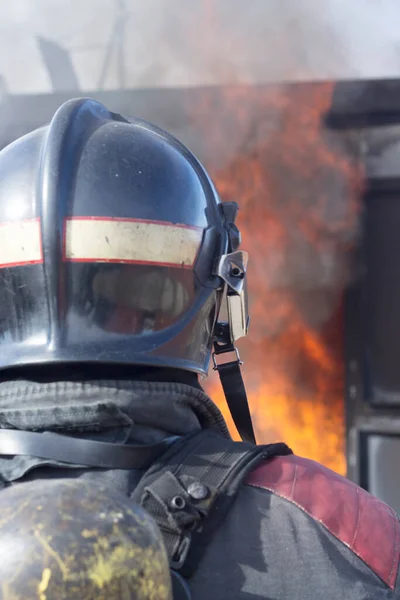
0,0,399,93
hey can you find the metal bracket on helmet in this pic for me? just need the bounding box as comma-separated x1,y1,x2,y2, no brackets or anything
214,250,250,343
211,249,255,444
212,241,256,445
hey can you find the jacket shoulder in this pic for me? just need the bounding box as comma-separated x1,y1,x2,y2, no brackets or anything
246,453,400,590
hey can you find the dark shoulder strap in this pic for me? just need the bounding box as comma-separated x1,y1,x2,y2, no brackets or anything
131,429,292,579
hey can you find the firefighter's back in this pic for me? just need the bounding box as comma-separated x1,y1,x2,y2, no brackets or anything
189,452,400,599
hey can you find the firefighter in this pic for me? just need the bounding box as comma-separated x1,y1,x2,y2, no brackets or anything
0,479,172,600
0,97,397,599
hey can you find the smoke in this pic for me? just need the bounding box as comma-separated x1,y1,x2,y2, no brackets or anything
189,84,363,338
154,0,400,85
0,0,399,94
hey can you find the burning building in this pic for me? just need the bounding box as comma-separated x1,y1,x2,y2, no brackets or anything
193,83,362,480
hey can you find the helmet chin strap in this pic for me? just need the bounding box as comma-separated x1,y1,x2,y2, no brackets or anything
213,249,256,445
213,323,256,445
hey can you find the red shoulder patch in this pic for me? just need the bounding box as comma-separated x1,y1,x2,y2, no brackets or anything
246,454,400,589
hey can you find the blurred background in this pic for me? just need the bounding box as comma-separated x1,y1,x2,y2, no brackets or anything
2,0,400,509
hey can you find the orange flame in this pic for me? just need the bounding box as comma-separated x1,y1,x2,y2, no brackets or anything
197,83,362,475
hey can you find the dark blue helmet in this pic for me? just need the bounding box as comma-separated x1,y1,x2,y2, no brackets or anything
0,98,253,442
0,98,248,374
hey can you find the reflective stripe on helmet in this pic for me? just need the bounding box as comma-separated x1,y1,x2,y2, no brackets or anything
63,217,204,268
0,219,43,268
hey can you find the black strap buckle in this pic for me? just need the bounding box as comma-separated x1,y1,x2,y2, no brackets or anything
212,344,243,371
170,534,192,570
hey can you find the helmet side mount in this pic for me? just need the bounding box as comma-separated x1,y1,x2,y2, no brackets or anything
212,203,255,445
214,249,249,343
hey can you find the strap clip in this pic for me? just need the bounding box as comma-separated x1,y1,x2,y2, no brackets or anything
170,535,192,570
212,345,243,371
